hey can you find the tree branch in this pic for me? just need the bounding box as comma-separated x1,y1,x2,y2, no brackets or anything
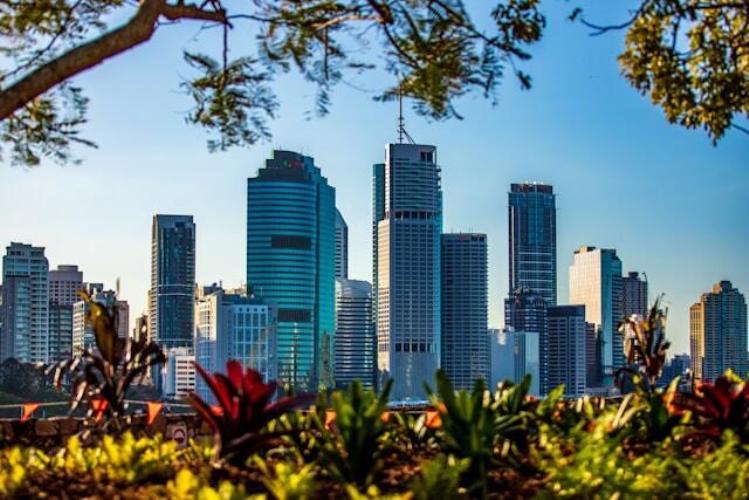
0,0,227,122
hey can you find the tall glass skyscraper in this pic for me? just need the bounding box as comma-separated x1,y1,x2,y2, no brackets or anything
441,233,489,390
547,305,587,397
569,246,623,380
149,215,195,350
504,287,548,393
247,150,336,391
1,243,49,363
374,143,442,401
508,183,557,305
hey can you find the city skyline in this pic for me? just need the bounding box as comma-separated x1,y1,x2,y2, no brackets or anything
0,1,746,357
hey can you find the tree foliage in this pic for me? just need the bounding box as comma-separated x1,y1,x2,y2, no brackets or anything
573,0,749,142
0,0,545,166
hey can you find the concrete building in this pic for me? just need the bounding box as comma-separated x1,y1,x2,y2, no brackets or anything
374,143,442,401
547,305,587,398
194,285,277,402
659,353,691,388
504,287,548,393
164,347,195,399
489,328,540,396
247,150,335,390
1,243,49,363
148,215,195,350
569,246,623,382
48,265,83,307
690,281,748,382
334,278,375,389
440,233,489,390
48,303,73,362
508,183,557,306
335,209,348,279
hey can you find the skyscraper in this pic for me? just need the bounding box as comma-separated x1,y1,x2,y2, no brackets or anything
335,209,348,279
1,243,49,363
488,328,540,396
569,246,623,381
335,278,375,389
148,215,195,350
504,287,548,393
441,233,489,390
375,143,442,401
622,271,648,318
547,305,587,397
508,183,557,306
247,150,335,390
690,281,748,382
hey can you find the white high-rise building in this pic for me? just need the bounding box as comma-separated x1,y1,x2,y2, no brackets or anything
569,246,623,381
164,347,195,399
374,143,442,401
1,243,49,363
71,288,128,355
194,285,277,402
489,328,540,396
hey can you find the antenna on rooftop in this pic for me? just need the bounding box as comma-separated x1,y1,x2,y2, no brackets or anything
116,277,121,297
397,87,415,145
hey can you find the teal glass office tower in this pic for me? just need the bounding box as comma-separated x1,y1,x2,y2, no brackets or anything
247,150,336,391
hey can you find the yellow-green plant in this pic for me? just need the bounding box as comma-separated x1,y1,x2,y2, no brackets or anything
50,432,181,483
0,446,49,496
166,468,249,500
253,456,317,500
408,454,468,500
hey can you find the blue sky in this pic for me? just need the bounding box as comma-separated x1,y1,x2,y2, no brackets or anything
1,2,746,355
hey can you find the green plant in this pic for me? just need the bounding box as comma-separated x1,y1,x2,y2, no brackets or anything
48,290,165,428
426,374,490,497
319,379,393,488
408,454,468,500
0,446,47,496
253,456,318,500
165,468,249,499
388,412,436,454
189,360,315,463
677,431,749,499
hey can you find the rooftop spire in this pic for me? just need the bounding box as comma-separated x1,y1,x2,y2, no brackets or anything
397,88,415,144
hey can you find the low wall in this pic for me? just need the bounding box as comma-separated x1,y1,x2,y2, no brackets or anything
0,413,211,449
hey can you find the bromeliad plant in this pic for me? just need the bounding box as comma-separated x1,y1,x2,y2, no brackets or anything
668,370,749,444
48,290,165,428
617,296,670,392
188,360,315,464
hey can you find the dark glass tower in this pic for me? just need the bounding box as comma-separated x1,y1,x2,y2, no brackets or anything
508,183,557,306
441,233,489,390
149,215,195,350
335,278,375,389
247,150,336,391
504,287,548,393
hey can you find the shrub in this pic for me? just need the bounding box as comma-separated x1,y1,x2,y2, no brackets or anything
319,379,393,488
408,454,468,500
253,456,318,499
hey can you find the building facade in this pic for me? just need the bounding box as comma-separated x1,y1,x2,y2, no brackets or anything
508,183,557,306
1,243,49,363
375,143,442,401
690,281,748,382
504,287,548,393
441,233,489,390
335,209,348,279
334,278,375,388
569,246,623,381
547,305,587,398
489,328,540,396
246,150,335,391
622,271,648,318
194,285,277,402
164,347,195,399
149,215,195,350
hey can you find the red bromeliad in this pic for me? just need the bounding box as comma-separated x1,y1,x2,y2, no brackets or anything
188,360,315,462
667,371,749,442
